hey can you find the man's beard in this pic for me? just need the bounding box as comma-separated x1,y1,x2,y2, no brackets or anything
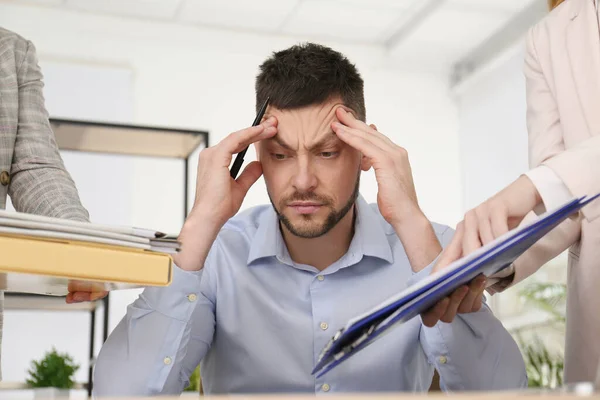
269,173,361,239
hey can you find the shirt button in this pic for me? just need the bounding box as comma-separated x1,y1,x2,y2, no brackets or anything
322,383,330,392
163,357,172,365
320,322,328,331
439,355,448,364
187,294,197,302
317,275,325,281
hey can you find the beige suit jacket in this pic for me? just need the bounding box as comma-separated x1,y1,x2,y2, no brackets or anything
0,27,89,379
500,0,600,383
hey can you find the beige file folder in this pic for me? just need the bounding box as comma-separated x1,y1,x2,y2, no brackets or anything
0,233,172,295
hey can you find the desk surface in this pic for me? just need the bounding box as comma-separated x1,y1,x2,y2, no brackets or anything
84,393,599,400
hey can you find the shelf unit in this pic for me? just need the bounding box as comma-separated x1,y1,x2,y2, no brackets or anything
4,118,208,396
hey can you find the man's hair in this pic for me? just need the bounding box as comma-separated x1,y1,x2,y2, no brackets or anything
255,42,366,121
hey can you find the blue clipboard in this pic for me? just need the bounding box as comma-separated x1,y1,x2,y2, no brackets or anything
312,194,599,377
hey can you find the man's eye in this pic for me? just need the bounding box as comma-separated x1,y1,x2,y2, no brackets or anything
272,154,287,160
321,152,338,159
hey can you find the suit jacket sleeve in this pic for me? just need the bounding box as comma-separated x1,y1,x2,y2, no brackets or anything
9,39,89,222
491,26,582,292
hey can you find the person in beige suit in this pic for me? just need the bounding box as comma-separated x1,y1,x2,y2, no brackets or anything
0,27,93,378
422,0,600,384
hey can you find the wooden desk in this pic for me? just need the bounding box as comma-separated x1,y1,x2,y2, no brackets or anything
81,392,599,400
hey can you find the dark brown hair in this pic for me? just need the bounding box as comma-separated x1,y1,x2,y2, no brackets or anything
255,43,366,121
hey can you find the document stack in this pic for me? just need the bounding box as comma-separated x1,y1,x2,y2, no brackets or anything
0,210,177,295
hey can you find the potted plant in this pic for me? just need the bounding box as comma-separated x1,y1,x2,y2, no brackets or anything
517,282,567,388
26,348,80,399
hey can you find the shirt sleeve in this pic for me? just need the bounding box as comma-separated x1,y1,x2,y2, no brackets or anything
93,254,218,396
410,228,528,391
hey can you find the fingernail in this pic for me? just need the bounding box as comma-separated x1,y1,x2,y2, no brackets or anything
73,293,85,302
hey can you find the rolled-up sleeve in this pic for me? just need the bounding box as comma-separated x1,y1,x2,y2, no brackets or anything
94,261,217,397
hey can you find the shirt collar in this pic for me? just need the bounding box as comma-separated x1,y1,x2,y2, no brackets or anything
247,195,394,266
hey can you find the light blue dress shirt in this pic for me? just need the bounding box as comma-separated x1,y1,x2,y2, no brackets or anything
94,196,527,396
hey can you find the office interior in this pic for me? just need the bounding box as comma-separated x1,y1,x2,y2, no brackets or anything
0,0,571,397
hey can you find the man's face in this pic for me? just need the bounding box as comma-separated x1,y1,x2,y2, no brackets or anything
256,99,365,239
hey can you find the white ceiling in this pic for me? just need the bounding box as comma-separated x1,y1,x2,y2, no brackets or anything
12,0,539,71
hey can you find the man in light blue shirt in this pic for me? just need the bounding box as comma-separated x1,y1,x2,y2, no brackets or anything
94,43,527,396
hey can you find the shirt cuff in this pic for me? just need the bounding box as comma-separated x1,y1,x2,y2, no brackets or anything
139,264,204,322
525,166,573,215
406,256,438,288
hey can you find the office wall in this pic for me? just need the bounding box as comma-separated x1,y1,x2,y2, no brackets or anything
0,2,462,388
455,44,529,211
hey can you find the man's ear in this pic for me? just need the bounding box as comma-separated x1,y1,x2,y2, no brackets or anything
369,123,378,131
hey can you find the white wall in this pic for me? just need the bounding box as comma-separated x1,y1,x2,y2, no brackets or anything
0,2,462,388
454,43,529,211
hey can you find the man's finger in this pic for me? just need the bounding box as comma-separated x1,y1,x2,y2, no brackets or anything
457,275,486,313
221,118,278,156
441,286,469,323
336,108,394,147
421,298,450,328
332,122,390,154
332,123,388,163
235,161,263,195
472,277,486,312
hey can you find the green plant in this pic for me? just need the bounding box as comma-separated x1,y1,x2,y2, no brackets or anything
26,348,79,389
519,282,566,323
517,282,567,389
184,365,201,392
519,334,564,388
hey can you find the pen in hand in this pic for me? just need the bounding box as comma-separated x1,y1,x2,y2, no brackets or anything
230,97,270,179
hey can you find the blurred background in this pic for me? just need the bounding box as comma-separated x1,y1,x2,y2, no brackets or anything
0,0,567,396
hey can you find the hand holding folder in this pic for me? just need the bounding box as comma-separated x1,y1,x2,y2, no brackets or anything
420,222,488,327
312,194,600,378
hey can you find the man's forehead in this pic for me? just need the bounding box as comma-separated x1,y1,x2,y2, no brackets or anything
263,129,342,150
262,100,353,119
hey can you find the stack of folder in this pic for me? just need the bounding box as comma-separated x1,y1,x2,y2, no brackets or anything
0,210,177,295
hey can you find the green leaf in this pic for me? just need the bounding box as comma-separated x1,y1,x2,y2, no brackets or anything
184,365,201,392
26,348,80,389
518,282,566,323
518,334,564,389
